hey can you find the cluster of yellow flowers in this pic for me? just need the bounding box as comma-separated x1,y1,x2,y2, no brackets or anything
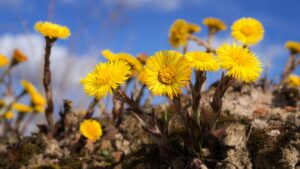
78,18,264,101
169,17,264,48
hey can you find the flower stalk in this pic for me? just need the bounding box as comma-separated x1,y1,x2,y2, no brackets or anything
43,37,56,132
210,73,234,130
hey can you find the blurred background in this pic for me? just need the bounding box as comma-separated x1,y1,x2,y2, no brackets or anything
0,0,300,132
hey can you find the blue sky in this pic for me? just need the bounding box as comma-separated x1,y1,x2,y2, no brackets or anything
0,0,300,103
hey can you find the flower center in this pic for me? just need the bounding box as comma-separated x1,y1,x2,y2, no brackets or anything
158,67,177,85
241,25,253,36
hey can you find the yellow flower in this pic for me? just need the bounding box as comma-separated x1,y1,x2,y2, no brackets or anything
216,43,262,83
169,19,201,48
33,105,44,113
12,49,28,64
102,50,142,76
20,80,37,94
203,17,227,32
20,80,46,111
31,92,46,107
0,54,9,67
287,74,300,87
185,51,220,71
81,61,131,98
80,119,103,141
138,68,147,84
144,50,192,99
12,103,33,113
35,21,71,39
285,41,300,54
4,111,14,120
231,17,264,45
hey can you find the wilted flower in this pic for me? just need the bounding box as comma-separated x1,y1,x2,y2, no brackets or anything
185,51,220,71
285,41,300,54
81,61,131,98
80,119,103,141
11,49,28,66
231,17,264,45
217,43,263,82
35,21,71,39
143,50,192,99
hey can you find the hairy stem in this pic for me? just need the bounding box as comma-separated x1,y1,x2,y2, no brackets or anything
210,73,233,130
43,37,56,131
279,53,298,86
191,71,206,126
84,97,99,119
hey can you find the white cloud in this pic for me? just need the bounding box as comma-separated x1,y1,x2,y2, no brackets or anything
102,0,206,12
0,33,98,108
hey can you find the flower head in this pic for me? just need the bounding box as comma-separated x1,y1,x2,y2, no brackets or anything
143,50,192,99
12,49,28,65
20,80,37,94
20,80,46,112
12,103,33,113
185,51,220,71
217,43,263,83
231,17,264,45
287,74,300,87
0,54,9,67
3,111,14,120
285,41,300,54
203,17,227,32
80,119,103,141
169,19,201,48
102,50,142,76
81,61,131,98
35,21,71,39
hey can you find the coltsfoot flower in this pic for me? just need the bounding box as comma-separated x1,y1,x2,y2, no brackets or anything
287,74,300,87
20,80,37,94
20,80,46,112
0,54,9,67
35,21,71,39
203,17,227,32
185,51,220,71
80,119,103,141
4,111,14,120
217,43,262,83
231,17,264,45
81,61,131,98
144,50,192,99
169,19,201,48
285,41,300,54
12,103,33,113
102,50,142,76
